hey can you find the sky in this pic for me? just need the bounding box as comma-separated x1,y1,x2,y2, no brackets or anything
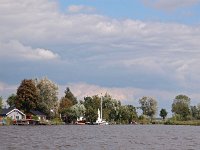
1,0,200,116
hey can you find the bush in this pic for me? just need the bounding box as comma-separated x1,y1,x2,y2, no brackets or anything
51,118,63,125
164,119,174,125
138,115,150,124
32,115,39,121
5,117,13,125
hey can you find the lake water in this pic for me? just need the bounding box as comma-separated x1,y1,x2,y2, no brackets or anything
0,125,200,150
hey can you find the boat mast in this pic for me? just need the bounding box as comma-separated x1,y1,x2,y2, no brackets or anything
101,94,102,120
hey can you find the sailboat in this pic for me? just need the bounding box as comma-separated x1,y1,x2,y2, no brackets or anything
95,96,109,125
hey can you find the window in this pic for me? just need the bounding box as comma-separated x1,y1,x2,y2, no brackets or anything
16,116,19,120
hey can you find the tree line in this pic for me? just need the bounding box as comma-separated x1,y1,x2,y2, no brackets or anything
1,77,200,124
3,78,138,124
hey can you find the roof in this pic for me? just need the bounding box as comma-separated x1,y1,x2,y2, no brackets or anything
0,107,25,116
0,107,16,115
30,110,46,116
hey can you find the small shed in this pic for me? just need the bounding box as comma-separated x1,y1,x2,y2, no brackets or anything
29,110,46,121
0,107,26,120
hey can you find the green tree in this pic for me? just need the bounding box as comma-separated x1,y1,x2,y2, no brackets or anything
190,106,198,119
102,93,121,122
59,87,78,123
109,108,118,122
71,103,86,118
82,93,137,124
83,95,100,123
61,108,77,124
16,79,39,113
160,108,168,120
37,77,59,118
7,94,17,107
139,96,157,120
59,102,85,124
64,87,78,105
118,105,137,124
172,94,190,120
126,105,138,123
196,104,200,119
85,106,98,123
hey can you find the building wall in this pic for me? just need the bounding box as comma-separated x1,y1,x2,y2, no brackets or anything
7,110,25,120
37,115,46,121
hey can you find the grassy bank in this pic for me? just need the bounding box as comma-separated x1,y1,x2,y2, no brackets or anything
164,120,200,126
137,117,200,126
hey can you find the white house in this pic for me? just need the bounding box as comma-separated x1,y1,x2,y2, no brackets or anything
0,107,26,120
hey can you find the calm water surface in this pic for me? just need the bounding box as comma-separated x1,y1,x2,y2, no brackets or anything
0,125,200,150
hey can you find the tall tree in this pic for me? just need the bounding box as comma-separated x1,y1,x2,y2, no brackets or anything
160,108,168,120
84,95,100,111
83,95,100,123
37,77,59,118
139,96,157,119
59,97,73,114
7,94,17,107
59,87,78,123
190,106,198,119
196,104,200,119
118,105,137,124
16,79,39,113
172,94,190,120
102,93,121,122
59,96,74,123
64,87,78,105
85,106,97,123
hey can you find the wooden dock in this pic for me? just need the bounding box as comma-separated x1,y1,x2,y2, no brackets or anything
13,119,40,125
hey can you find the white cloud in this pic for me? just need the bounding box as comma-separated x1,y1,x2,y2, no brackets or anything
62,82,138,101
59,83,159,104
1,0,200,111
142,0,200,11
1,0,200,86
67,5,96,13
0,40,59,60
31,48,59,60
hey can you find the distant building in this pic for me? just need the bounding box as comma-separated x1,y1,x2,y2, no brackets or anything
0,107,26,120
29,110,46,121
